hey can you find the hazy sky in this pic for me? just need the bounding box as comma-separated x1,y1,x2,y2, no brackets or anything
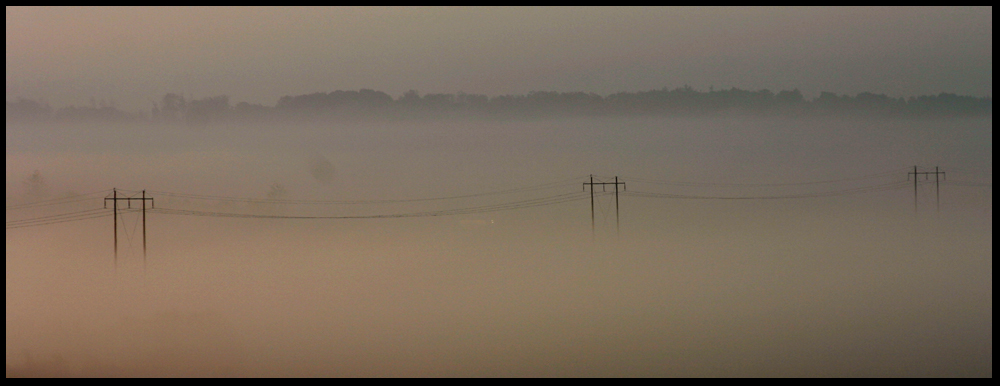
5,6,993,111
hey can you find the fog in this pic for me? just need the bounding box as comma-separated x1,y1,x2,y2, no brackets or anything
6,116,992,377
4,6,993,377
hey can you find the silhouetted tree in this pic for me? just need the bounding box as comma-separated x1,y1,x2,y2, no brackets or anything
160,93,186,123
776,89,805,105
456,92,489,110
52,104,136,122
232,101,271,121
6,98,52,121
186,95,230,126
10,86,992,124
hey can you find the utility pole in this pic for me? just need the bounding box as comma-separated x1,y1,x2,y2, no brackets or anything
615,176,621,236
112,189,117,269
590,175,595,237
935,167,943,212
143,190,148,270
105,189,154,270
908,166,946,213
584,176,626,237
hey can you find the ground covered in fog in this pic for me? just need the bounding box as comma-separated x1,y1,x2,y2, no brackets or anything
6,116,992,377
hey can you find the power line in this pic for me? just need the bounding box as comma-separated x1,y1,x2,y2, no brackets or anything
5,169,990,233
945,166,993,176
5,208,117,230
5,189,113,211
617,168,909,188
147,192,592,220
944,181,992,188
6,171,987,271
5,188,593,230
6,208,111,225
145,176,588,206
622,181,910,200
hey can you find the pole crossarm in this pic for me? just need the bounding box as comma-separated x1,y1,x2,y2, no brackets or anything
104,197,154,209
583,180,626,192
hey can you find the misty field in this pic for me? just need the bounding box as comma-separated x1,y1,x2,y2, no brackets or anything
6,116,992,377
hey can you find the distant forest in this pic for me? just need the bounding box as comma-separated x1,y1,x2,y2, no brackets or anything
6,87,992,125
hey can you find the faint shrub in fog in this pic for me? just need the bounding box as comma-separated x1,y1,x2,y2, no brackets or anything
23,170,49,199
308,155,337,184
266,183,288,201
255,183,290,215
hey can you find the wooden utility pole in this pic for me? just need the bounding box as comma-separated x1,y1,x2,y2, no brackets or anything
142,190,148,270
105,189,154,269
584,176,626,237
908,166,946,213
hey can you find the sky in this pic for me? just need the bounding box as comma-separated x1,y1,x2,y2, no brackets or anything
5,6,993,112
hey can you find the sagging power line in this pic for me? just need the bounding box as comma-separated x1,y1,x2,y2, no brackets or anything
6,189,113,211
7,169,989,231
146,176,588,206
6,178,589,229
6,168,992,267
622,180,911,200
7,169,989,230
149,192,590,220
619,168,911,188
5,208,113,229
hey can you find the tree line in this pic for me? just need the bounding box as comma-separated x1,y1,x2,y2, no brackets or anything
6,87,992,124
